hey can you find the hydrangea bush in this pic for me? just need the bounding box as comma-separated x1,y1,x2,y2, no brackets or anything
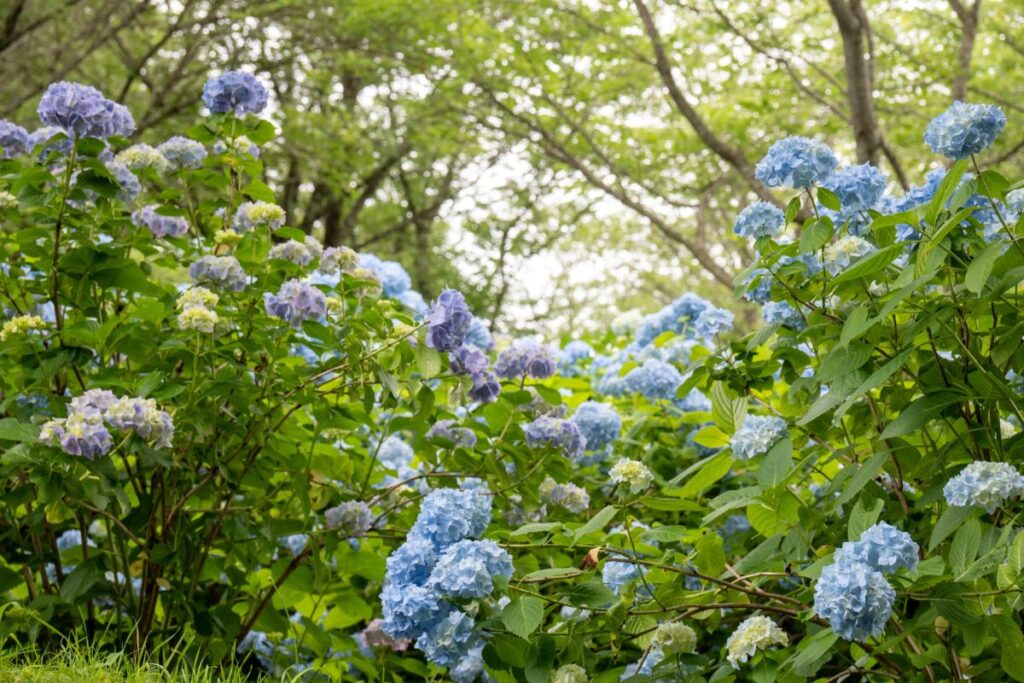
1,73,1024,683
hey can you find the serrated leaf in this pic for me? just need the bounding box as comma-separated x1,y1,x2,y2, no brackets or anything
992,615,1024,681
950,517,982,575
415,344,442,378
571,506,618,546
800,217,833,253
522,568,581,582
757,438,792,488
501,596,544,640
0,418,40,443
965,241,1005,294
678,452,733,499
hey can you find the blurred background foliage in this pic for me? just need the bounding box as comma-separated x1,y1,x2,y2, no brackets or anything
2,0,1020,334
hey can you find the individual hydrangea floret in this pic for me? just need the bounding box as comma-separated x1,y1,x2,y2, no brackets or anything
755,136,838,189
325,501,372,537
730,415,787,460
523,415,586,460
733,201,785,239
115,143,169,173
190,255,247,291
202,71,269,115
157,135,207,169
539,477,590,513
417,610,482,667
40,415,113,459
694,305,734,339
132,205,188,238
609,458,653,493
0,314,45,342
834,522,919,574
427,539,513,599
494,337,557,379
823,235,875,275
924,101,1006,160
624,359,682,400
37,82,135,139
570,401,621,451
425,289,473,353
0,120,30,158
814,562,895,641
265,279,326,327
943,461,1024,513
653,622,697,654
385,537,438,586
725,615,788,667
426,420,477,448
409,487,492,550
823,163,888,212
233,201,285,233
558,340,594,376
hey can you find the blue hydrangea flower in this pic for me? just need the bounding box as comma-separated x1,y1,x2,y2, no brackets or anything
426,289,472,352
755,136,838,189
676,389,711,413
410,488,492,549
202,71,269,115
730,415,787,460
924,101,1006,160
106,161,141,203
450,644,486,683
132,205,188,238
380,582,445,639
190,255,247,291
620,645,665,681
624,359,682,400
523,415,586,460
823,235,876,275
602,560,643,595
376,435,414,470
427,420,477,448
740,268,773,304
158,135,207,169
40,415,112,459
834,522,918,574
1007,188,1024,215
449,344,489,376
823,163,888,211
494,338,557,379
762,300,803,329
943,461,1024,513
324,500,372,537
539,477,590,513
265,280,326,327
464,317,493,350
397,290,430,319
633,293,711,347
720,514,751,538
279,533,307,557
558,340,593,376
358,254,411,297
0,120,30,158
38,82,134,140
385,536,438,586
417,609,482,667
570,401,621,451
468,370,501,404
733,202,785,239
427,539,513,599
694,305,734,339
814,561,895,641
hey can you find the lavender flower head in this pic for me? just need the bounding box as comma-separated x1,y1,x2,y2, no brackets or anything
38,82,135,139
325,501,372,537
158,135,207,169
265,279,327,327
425,289,472,352
755,136,837,189
523,415,586,460
190,255,247,291
202,71,269,115
0,120,30,159
468,371,501,404
924,101,1006,160
40,415,112,459
449,344,489,375
132,205,188,238
426,420,477,448
494,338,557,379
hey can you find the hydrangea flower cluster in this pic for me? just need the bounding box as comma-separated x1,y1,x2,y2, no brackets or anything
601,559,643,596
557,340,593,376
269,238,318,266
494,338,557,379
609,458,653,493
834,522,919,574
653,622,697,654
693,305,735,339
233,201,285,233
115,144,170,173
762,300,804,329
624,359,682,400
632,293,711,348
426,289,472,352
41,389,174,458
0,190,17,210
823,163,888,211
157,135,207,169
755,136,837,189
463,317,494,351
176,286,220,333
377,435,414,470
106,161,141,202
823,235,875,275
539,476,590,513
724,615,788,667
733,201,785,239
265,279,326,326
569,401,621,451
37,82,135,140
358,253,412,298
552,664,589,683
0,314,45,342
324,500,372,537
523,415,586,460
132,205,188,238
426,420,477,448
943,461,1024,513
813,561,895,641
0,120,30,159
924,101,1006,160
319,246,359,274
190,255,247,291
730,415,787,460
381,486,505,677
201,71,269,115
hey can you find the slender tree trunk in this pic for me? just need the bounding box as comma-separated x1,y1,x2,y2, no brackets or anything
949,0,982,102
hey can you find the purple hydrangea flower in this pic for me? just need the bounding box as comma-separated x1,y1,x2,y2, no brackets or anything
132,205,188,238
202,71,269,115
265,279,327,327
494,338,557,379
449,344,489,375
37,82,134,140
468,371,501,404
523,415,586,460
190,255,247,291
0,120,30,158
157,135,207,169
426,289,472,352
427,420,477,448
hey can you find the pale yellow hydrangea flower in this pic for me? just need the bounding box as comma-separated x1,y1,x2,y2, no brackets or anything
725,615,787,668
609,458,653,493
0,315,45,342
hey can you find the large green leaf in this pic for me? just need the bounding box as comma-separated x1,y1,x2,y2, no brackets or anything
501,596,544,640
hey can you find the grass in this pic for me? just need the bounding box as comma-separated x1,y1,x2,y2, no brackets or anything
0,640,266,683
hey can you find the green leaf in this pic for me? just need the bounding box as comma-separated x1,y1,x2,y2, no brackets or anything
1008,530,1024,574
830,243,904,286
848,497,884,540
242,179,276,203
521,568,581,582
925,159,968,226
711,383,742,435
881,393,962,439
834,452,887,506
571,506,618,546
757,438,792,488
694,532,725,576
992,615,1024,681
930,505,975,551
950,517,982,575
691,425,730,449
965,241,1004,294
838,305,874,348
501,596,544,640
678,452,733,498
817,188,841,212
800,218,833,253
60,560,102,604
784,629,838,676
0,418,40,443
784,196,802,223
415,344,442,378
